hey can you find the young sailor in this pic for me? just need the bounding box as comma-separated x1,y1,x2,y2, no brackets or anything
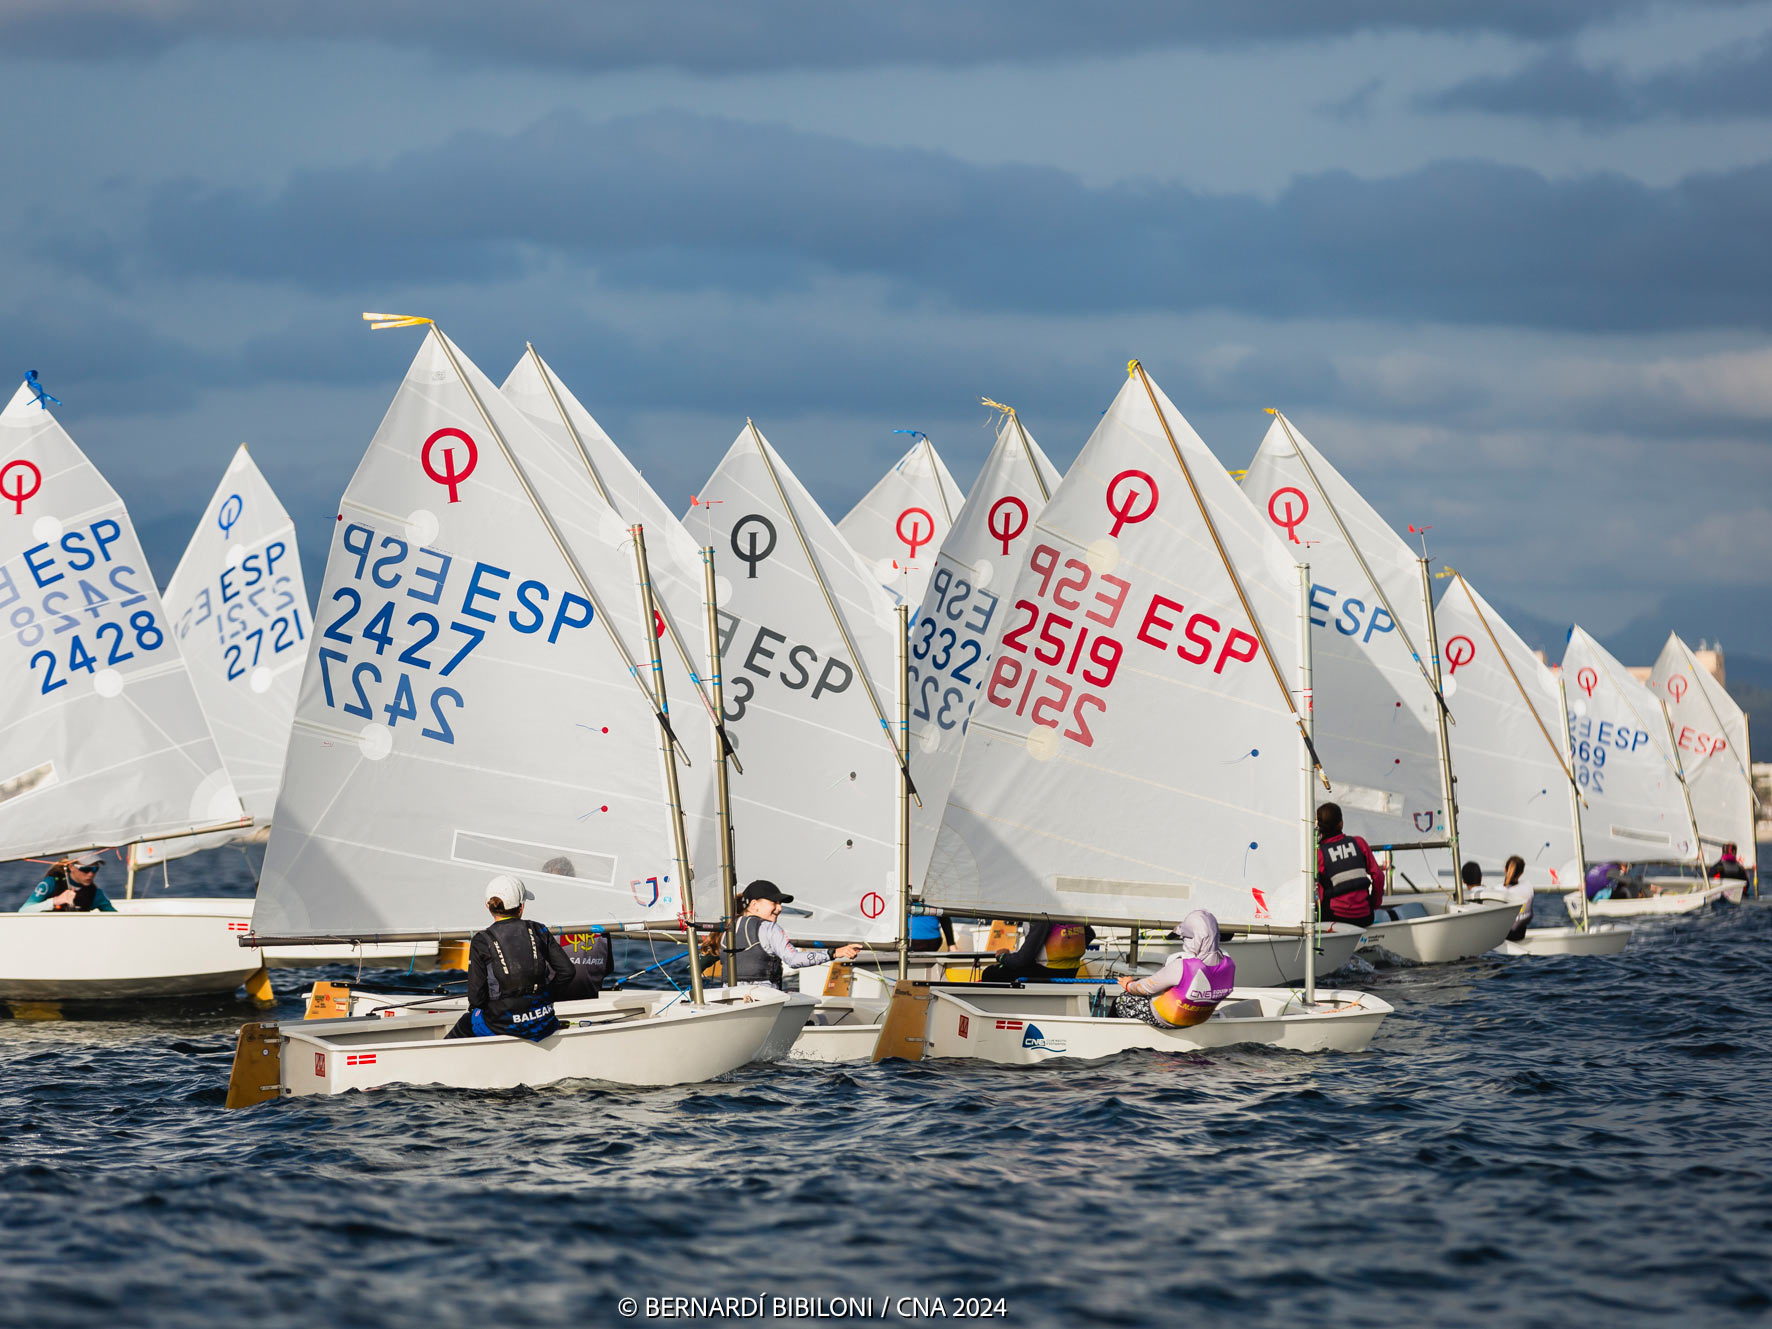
1315,802,1385,927
1584,861,1630,901
982,917,1093,983
1710,844,1750,883
1464,859,1532,942
1113,911,1236,1028
537,856,615,999
445,876,575,1041
727,881,864,988
18,852,118,914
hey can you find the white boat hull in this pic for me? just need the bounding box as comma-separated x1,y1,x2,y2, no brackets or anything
1492,924,1631,956
0,899,262,1000
1585,884,1738,917
920,983,1391,1062
790,995,891,1062
318,983,815,1064
1360,898,1520,964
249,993,788,1098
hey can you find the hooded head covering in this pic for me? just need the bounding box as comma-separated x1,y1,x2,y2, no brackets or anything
1175,910,1223,964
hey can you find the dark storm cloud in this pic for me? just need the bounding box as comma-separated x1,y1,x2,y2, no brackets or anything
1424,33,1772,124
124,110,1772,335
0,0,1735,73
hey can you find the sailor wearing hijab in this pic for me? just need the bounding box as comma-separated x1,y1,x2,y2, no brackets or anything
1113,910,1236,1028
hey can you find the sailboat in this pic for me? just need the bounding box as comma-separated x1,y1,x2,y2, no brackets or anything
0,379,265,1000
1648,633,1756,885
1242,413,1517,964
889,364,1390,1065
1561,626,1729,916
1434,574,1629,955
837,431,965,609
138,446,424,968
225,325,794,1102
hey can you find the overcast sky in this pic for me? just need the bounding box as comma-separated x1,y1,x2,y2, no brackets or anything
4,0,1771,660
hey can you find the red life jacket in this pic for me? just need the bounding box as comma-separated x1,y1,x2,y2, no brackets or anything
1318,833,1376,922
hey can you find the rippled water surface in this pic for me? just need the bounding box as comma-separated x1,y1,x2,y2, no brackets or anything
3,852,1771,1329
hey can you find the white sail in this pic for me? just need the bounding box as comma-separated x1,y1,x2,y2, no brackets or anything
136,445,309,866
1561,625,1699,865
0,382,243,861
1435,575,1578,887
1241,415,1445,849
907,411,1061,891
837,434,965,609
253,330,695,939
926,369,1311,928
500,349,721,879
1648,633,1755,868
681,424,902,942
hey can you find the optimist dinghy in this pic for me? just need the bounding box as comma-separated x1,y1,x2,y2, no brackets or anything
1430,575,1631,958
0,381,264,1001
227,323,781,1103
877,365,1392,1065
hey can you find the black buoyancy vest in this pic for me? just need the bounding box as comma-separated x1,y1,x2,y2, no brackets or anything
731,914,784,988
484,919,554,1014
1319,835,1373,901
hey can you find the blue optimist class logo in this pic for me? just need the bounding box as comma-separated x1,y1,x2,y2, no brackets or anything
1022,1024,1066,1053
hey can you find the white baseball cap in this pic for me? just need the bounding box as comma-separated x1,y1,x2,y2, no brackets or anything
486,875,530,912
71,851,108,869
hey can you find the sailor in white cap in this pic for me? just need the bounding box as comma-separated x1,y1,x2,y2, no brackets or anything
18,850,118,914
444,875,576,1041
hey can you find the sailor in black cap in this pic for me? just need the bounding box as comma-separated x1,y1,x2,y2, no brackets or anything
725,880,863,989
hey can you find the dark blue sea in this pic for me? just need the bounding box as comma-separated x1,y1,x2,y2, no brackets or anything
3,848,1770,1329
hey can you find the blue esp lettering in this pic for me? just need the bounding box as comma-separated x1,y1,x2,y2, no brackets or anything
23,543,60,588
509,579,548,634
407,547,451,605
59,529,94,571
1308,583,1333,627
460,562,510,622
547,592,593,644
371,536,407,589
341,523,374,580
264,539,286,579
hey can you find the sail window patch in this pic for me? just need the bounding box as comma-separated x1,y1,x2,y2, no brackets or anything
1609,826,1672,847
451,831,617,887
1335,784,1403,816
1055,876,1189,900
0,761,57,808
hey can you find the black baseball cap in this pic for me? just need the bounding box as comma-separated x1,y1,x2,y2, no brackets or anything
740,880,794,905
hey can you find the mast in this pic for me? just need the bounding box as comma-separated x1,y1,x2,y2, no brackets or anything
745,420,920,805
1420,557,1463,903
896,603,912,981
1131,364,1329,789
1557,675,1592,931
633,525,704,1003
1661,697,1707,879
702,547,741,976
1299,561,1317,1004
